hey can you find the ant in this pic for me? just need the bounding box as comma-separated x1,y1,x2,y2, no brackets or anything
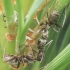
3,48,21,69
3,47,36,69
34,18,53,62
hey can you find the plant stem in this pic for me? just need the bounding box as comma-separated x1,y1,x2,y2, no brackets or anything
16,0,45,54
2,0,14,27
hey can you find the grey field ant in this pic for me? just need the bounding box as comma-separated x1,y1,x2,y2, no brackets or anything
3,47,21,69
31,5,66,63
36,10,62,33
3,41,36,69
36,23,53,62
3,47,36,69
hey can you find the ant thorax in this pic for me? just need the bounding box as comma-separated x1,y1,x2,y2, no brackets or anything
38,38,47,48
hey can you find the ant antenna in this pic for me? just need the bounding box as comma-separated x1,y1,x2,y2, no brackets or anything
61,5,67,28
51,26,59,32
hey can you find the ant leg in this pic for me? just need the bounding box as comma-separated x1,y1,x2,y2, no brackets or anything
30,45,37,56
35,16,40,25
3,40,8,54
32,49,37,53
29,44,38,58
45,40,53,47
33,15,40,25
51,25,59,32
61,3,70,28
28,28,34,33
61,6,67,28
44,40,53,51
3,40,8,61
3,47,6,60
30,44,38,53
26,36,32,40
62,12,66,28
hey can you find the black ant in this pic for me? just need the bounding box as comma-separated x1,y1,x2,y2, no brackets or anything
35,19,53,62
3,47,36,69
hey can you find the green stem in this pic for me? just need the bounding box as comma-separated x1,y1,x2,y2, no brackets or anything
16,0,24,54
21,0,45,45
16,0,45,54
2,0,14,25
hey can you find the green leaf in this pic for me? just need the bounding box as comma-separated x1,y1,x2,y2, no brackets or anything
42,44,70,70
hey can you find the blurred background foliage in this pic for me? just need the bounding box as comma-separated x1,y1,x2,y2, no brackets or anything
0,0,70,70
